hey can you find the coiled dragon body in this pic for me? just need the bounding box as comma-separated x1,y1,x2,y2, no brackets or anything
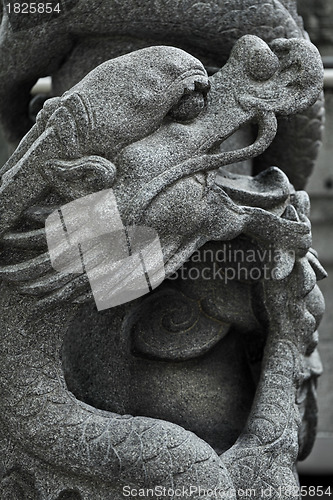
0,2,326,499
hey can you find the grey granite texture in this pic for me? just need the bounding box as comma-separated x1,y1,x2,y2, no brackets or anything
0,0,328,498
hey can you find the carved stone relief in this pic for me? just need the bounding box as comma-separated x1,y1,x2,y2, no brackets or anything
0,1,326,499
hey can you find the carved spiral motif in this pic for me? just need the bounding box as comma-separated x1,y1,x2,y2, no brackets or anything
128,287,230,361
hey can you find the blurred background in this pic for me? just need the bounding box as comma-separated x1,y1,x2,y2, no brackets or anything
296,0,333,488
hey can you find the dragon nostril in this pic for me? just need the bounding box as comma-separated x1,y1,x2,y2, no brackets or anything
246,49,279,81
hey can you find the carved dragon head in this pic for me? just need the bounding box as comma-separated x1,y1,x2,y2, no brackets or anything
0,3,327,499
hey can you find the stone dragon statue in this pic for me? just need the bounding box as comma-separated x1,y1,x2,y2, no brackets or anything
0,1,327,499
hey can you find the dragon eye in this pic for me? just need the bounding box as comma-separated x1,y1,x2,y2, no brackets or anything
168,81,210,122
